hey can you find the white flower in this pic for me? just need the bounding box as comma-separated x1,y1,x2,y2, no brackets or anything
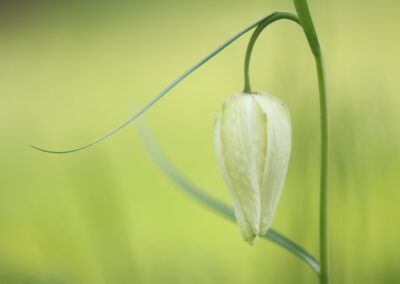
214,92,292,244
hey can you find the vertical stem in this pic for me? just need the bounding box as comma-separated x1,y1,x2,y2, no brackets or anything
292,0,329,283
315,52,329,284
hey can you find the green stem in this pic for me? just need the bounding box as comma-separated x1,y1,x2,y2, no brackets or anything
316,50,329,284
293,1,329,283
243,12,300,93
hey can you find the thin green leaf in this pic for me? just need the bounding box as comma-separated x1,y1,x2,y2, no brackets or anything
139,126,320,275
30,11,298,154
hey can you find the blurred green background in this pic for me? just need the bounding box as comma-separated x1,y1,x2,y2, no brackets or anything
0,0,399,283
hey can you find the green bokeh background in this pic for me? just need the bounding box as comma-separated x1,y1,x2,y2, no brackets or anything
0,0,399,283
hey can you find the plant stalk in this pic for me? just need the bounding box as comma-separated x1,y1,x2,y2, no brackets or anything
243,12,300,93
293,0,330,283
315,50,329,284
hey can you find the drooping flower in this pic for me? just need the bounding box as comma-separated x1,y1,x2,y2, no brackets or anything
214,92,292,244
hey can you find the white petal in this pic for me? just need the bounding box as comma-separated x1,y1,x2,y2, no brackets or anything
214,92,292,243
253,93,292,235
214,93,268,243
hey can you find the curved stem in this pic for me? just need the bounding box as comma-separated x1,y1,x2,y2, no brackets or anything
293,0,329,283
30,11,294,154
243,12,300,93
139,125,320,275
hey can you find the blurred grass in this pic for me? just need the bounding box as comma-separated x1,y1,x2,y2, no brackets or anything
0,0,399,283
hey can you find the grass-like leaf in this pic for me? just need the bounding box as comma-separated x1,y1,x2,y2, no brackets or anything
30,11,298,154
139,126,320,275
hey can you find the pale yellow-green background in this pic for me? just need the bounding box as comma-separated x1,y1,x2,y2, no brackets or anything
0,0,399,283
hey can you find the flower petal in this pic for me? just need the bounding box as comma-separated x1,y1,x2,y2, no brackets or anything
253,93,292,235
